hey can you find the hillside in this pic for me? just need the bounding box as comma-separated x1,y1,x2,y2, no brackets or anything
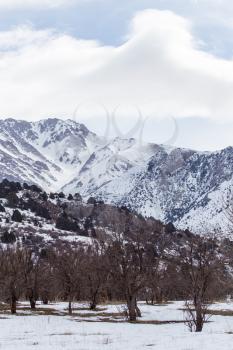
0,118,232,235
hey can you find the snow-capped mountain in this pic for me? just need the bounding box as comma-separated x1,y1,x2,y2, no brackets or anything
0,117,232,234
0,118,102,190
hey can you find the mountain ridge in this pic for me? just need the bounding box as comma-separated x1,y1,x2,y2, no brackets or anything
0,117,231,235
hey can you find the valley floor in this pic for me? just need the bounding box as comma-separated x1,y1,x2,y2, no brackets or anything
0,301,232,349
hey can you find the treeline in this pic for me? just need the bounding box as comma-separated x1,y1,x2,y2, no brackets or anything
0,229,232,332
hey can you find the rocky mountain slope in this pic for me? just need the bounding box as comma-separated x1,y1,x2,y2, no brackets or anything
0,179,183,251
0,117,232,234
0,118,102,189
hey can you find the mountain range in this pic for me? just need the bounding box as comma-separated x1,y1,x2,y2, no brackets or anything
0,117,232,235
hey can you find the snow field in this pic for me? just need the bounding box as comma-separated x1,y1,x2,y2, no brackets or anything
0,301,232,349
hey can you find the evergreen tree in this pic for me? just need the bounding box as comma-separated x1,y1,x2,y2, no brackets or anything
11,210,23,223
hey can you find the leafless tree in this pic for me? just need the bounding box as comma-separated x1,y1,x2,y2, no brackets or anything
145,232,171,304
83,242,109,310
22,250,38,309
179,237,224,332
50,244,85,315
106,229,148,322
0,247,32,313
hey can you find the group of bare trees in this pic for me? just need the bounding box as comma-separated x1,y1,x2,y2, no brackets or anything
178,237,227,332
0,230,230,332
0,248,49,313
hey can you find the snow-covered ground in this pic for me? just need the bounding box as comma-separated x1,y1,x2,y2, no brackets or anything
0,301,233,349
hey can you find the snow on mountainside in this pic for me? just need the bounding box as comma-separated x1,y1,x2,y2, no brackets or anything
0,117,232,234
0,118,103,190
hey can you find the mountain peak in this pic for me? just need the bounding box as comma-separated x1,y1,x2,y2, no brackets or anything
0,117,231,235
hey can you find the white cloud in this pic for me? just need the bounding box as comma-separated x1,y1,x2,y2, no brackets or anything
0,9,233,125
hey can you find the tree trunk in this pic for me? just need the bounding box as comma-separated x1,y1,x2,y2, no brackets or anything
127,295,137,322
29,298,36,309
90,291,98,310
90,303,96,310
42,297,48,305
68,300,72,315
27,287,37,309
107,289,112,302
135,299,141,317
155,289,163,304
195,306,203,332
11,296,17,314
90,302,97,310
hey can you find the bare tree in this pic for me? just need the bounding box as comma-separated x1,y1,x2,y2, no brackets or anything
145,232,171,304
23,250,38,309
84,242,109,310
50,244,85,315
38,253,54,305
0,247,32,314
179,237,224,332
107,229,148,322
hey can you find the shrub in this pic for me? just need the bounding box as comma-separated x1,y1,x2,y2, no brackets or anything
1,230,16,244
56,213,79,232
29,184,42,193
68,194,73,201
165,222,176,234
74,193,82,202
87,197,96,205
40,192,48,201
6,192,19,208
49,193,55,200
11,209,23,223
0,203,5,212
23,198,51,220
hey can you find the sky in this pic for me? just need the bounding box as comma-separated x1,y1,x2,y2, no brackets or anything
0,0,233,151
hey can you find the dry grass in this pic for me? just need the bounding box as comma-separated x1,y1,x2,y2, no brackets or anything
70,306,107,312
72,317,185,324
130,320,186,325
78,311,123,317
206,309,233,317
0,304,62,316
179,307,233,317
0,303,126,319
0,302,195,326
144,302,173,307
49,332,74,336
0,303,10,311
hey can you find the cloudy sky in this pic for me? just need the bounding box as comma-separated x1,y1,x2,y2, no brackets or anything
0,0,233,151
